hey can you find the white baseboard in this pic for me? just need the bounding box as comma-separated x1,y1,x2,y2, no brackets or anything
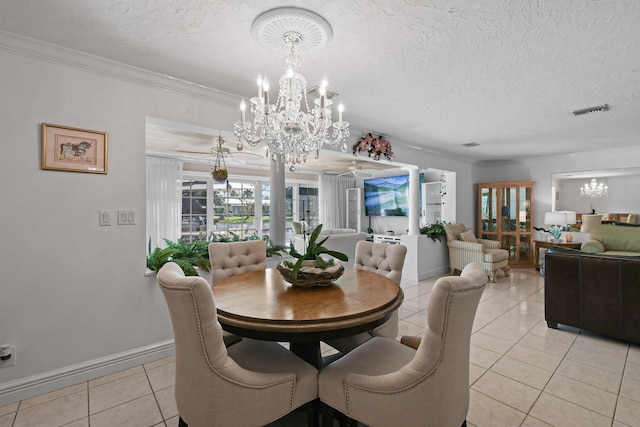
0,340,175,407
403,265,450,283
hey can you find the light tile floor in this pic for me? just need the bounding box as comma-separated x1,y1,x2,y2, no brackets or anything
1,268,639,427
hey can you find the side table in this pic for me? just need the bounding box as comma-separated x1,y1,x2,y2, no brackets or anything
533,240,582,270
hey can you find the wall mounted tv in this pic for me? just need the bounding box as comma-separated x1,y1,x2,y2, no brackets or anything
364,173,424,216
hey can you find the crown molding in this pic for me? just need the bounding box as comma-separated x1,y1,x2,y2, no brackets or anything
0,30,240,106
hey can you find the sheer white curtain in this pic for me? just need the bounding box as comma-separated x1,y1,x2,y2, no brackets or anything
146,156,183,249
319,175,355,230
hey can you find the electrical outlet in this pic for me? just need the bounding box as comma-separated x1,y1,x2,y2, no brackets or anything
0,345,16,368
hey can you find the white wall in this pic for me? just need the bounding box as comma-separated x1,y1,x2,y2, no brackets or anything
0,33,478,404
475,146,640,238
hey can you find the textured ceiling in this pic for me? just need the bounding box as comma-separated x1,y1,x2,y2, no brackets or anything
1,0,640,164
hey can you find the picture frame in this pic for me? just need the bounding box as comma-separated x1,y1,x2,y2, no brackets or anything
41,123,108,174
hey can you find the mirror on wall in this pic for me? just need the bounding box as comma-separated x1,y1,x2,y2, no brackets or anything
551,168,640,220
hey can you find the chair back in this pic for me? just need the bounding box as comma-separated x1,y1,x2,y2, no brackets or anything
353,241,407,285
157,263,232,419
443,223,466,242
408,262,487,425
580,214,603,233
209,240,266,285
292,221,303,234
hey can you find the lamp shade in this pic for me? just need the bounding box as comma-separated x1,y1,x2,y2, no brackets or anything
544,211,577,226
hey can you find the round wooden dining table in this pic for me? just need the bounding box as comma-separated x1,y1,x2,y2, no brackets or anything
212,267,403,368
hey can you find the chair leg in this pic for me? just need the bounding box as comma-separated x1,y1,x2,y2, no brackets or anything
501,266,511,276
306,400,320,427
335,411,358,427
321,403,334,427
178,416,188,427
487,270,497,282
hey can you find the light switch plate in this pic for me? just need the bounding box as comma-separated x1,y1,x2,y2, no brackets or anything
117,210,135,225
99,210,112,226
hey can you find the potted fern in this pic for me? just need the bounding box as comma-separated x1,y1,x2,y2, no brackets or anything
420,221,447,242
278,224,349,287
146,238,211,276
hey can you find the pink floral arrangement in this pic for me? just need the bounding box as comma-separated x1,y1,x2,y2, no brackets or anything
352,133,393,161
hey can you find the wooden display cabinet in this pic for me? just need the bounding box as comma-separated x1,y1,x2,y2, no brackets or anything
476,181,535,267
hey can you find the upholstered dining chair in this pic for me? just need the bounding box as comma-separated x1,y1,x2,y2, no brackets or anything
292,221,304,235
209,240,267,346
318,262,488,427
209,240,267,285
580,214,603,233
324,240,407,353
444,223,509,282
157,262,318,427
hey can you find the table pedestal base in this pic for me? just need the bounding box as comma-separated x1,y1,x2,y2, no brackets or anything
290,342,322,369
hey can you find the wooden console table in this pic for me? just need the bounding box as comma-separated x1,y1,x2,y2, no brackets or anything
533,240,582,270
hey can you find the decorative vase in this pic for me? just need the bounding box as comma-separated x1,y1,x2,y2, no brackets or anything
566,233,573,243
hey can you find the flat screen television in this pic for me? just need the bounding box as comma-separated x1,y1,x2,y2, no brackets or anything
363,174,424,216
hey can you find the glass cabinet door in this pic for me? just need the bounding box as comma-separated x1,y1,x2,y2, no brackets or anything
479,186,498,239
477,181,535,267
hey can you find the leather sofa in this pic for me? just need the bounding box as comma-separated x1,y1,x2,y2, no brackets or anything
544,246,640,344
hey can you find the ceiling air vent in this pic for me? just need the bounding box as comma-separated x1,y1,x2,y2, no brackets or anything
463,142,479,147
572,104,609,116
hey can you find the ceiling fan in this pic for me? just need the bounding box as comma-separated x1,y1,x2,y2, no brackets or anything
337,160,373,178
174,135,263,161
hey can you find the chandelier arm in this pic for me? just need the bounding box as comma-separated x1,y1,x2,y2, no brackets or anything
233,8,349,164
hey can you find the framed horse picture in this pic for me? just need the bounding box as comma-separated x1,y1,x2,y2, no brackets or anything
41,123,108,174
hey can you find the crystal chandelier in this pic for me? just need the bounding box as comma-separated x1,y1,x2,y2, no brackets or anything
233,8,349,170
580,178,608,198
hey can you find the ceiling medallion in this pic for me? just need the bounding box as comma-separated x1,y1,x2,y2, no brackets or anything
250,7,333,55
234,7,349,169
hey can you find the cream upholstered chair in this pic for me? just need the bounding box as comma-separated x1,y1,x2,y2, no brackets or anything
580,214,603,232
626,214,638,224
292,221,304,235
157,262,318,427
209,240,267,346
209,240,267,285
318,262,487,427
324,241,407,353
444,223,509,282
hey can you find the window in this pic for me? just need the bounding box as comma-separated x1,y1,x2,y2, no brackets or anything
298,186,318,227
212,180,257,239
178,174,317,242
181,179,208,242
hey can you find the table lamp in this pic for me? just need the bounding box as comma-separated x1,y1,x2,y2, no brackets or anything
544,211,577,242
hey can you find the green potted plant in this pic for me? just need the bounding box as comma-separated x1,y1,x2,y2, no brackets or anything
279,224,349,286
420,221,447,242
211,167,228,183
147,238,211,276
148,233,290,276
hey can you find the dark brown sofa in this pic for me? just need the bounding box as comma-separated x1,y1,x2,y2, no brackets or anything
544,246,640,344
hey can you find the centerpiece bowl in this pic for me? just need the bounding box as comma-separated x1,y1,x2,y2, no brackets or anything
277,262,344,288
279,223,349,288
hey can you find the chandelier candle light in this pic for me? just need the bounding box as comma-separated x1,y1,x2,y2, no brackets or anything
580,178,608,198
234,8,350,171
